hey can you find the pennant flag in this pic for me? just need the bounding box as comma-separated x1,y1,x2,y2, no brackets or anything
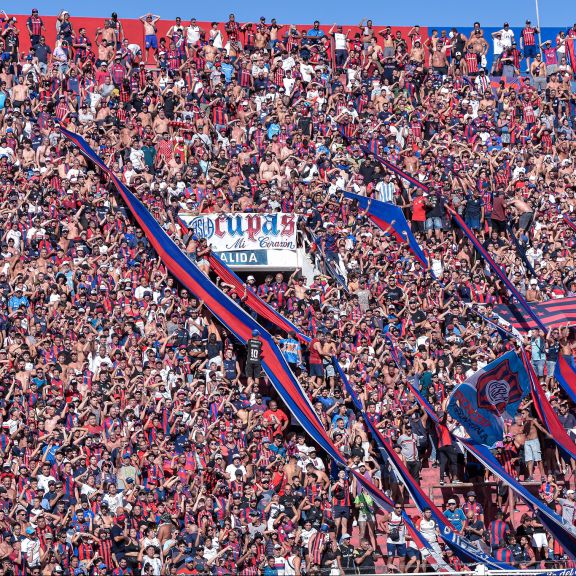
343,191,428,268
554,354,576,406
446,205,548,333
494,297,576,332
59,126,456,571
520,347,576,462
447,351,529,447
409,376,576,561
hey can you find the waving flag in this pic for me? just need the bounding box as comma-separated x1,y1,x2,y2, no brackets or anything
343,191,428,268
447,351,529,447
495,297,576,332
462,440,576,560
554,355,576,405
59,126,456,572
567,38,576,71
340,372,512,567
521,347,576,462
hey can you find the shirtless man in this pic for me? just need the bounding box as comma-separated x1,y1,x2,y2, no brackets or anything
466,29,489,57
508,195,533,232
11,77,29,109
152,109,170,135
259,153,280,182
204,40,218,65
255,27,269,52
520,407,550,481
409,41,425,66
530,54,547,92
379,27,395,59
139,13,160,64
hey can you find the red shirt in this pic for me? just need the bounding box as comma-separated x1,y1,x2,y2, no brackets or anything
262,408,289,435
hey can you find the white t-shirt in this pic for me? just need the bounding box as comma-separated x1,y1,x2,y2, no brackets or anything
499,28,515,48
334,33,347,50
187,25,201,45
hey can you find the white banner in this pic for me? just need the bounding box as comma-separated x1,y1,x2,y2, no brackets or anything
180,213,298,252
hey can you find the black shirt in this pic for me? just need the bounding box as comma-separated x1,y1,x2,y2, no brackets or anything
246,338,262,363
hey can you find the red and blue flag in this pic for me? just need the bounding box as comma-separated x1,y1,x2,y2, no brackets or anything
344,190,428,268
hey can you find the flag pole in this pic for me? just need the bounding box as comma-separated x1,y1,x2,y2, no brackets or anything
535,0,543,54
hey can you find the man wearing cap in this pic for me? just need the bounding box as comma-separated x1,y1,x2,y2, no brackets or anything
462,491,484,524
558,488,576,525
444,498,466,532
245,329,263,388
22,525,41,567
337,533,355,572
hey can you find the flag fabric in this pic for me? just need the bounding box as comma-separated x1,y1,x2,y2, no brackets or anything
447,351,530,447
343,191,428,268
494,297,576,332
409,377,576,560
446,205,548,333
567,38,576,70
59,126,457,571
521,347,576,462
561,211,576,234
505,224,542,285
207,253,311,344
554,355,576,406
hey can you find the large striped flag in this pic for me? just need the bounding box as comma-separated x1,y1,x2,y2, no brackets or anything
336,361,512,568
520,347,576,462
58,125,455,571
343,191,428,268
494,297,576,332
554,354,576,405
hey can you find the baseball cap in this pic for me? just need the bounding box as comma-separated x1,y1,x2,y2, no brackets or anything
447,499,457,505
247,275,255,281
568,490,575,495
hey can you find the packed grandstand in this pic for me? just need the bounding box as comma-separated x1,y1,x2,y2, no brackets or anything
0,6,575,576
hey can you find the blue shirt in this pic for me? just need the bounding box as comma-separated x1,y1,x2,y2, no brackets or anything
280,338,301,364
307,28,325,38
444,507,467,531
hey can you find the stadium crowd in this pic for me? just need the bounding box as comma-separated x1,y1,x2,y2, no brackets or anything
0,6,573,576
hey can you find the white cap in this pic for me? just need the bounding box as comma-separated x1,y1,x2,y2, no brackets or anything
247,275,255,281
